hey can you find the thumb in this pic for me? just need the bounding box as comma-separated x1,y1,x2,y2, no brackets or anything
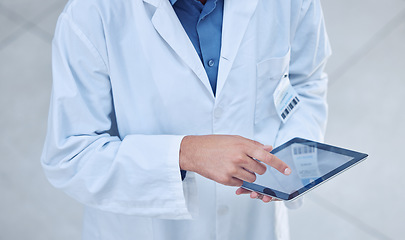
263,145,273,152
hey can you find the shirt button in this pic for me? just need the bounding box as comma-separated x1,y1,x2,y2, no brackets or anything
208,59,215,67
217,205,229,216
214,108,223,119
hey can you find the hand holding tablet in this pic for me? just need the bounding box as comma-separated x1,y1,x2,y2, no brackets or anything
242,138,368,201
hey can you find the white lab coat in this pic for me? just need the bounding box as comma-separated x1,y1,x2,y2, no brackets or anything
41,0,331,239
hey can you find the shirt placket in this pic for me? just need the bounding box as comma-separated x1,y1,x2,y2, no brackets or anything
197,0,220,96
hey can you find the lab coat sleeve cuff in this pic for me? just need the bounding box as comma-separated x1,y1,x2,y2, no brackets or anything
42,134,199,220
113,134,197,219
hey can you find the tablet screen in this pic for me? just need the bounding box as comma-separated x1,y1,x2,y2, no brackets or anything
242,138,368,201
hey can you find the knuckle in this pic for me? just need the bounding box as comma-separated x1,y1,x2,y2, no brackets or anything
228,166,238,176
236,153,245,161
240,156,249,165
253,149,264,160
233,153,245,164
266,154,276,165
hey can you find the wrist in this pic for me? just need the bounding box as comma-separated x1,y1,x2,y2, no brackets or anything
179,135,195,171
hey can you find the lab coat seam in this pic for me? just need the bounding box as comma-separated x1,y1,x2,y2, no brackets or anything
291,0,310,45
167,135,192,211
61,13,109,73
82,191,189,211
89,191,187,208
94,203,189,210
290,59,329,93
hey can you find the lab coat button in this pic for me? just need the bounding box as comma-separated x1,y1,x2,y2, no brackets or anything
217,205,229,216
214,108,223,118
208,59,215,67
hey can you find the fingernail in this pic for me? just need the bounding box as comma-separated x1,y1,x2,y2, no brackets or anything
284,168,291,175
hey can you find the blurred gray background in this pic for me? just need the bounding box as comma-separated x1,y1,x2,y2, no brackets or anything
0,0,404,239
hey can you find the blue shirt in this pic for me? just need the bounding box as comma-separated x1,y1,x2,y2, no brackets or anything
170,0,224,96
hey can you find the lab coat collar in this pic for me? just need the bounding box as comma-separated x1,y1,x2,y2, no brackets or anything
143,0,214,98
216,0,259,97
142,0,260,99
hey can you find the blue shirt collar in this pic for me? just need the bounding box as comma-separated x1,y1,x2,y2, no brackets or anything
170,0,214,5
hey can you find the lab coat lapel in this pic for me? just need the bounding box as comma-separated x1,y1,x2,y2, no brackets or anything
216,0,259,97
143,0,214,98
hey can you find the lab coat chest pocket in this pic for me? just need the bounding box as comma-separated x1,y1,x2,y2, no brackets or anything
255,49,291,124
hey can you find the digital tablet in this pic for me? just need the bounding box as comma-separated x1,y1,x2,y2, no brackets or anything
242,138,368,201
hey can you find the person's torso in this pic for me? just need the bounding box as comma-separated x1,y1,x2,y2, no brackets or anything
61,0,301,239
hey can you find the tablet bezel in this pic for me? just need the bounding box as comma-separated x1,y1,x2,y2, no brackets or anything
242,138,368,201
